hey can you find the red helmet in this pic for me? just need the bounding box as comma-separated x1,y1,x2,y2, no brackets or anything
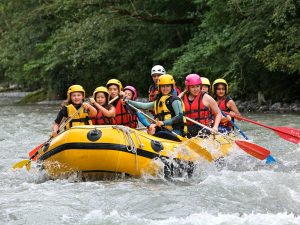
123,85,138,100
184,74,202,91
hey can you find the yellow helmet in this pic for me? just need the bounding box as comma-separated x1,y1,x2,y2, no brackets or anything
93,86,109,99
201,77,211,86
212,78,228,94
106,79,123,91
157,74,175,87
67,85,85,101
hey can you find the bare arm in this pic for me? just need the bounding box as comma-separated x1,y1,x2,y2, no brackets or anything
83,102,97,118
203,94,221,131
51,123,59,137
94,103,116,118
227,100,241,117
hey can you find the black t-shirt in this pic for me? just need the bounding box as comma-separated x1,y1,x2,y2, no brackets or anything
54,105,81,124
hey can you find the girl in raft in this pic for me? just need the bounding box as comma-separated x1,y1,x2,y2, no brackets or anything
106,79,149,129
106,79,133,127
51,85,97,137
212,78,241,133
122,85,151,129
89,86,116,125
182,74,221,138
123,74,187,138
200,77,211,94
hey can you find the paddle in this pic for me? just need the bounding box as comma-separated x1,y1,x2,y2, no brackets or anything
13,104,85,171
225,112,300,144
125,101,214,161
184,116,271,161
220,110,276,164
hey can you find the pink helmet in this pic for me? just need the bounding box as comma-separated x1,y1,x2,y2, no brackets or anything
184,74,202,91
123,85,138,100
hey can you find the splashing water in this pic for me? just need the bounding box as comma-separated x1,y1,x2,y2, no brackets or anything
1,95,300,224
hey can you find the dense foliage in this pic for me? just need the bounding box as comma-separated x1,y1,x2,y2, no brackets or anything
0,0,299,101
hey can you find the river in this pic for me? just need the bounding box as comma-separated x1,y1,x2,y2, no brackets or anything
0,94,300,225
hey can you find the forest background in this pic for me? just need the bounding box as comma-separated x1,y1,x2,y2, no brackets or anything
0,0,299,102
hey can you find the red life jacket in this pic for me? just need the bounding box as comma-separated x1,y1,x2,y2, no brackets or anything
148,84,158,102
218,95,233,128
175,86,181,96
91,107,116,125
114,99,137,127
183,92,211,126
128,112,138,128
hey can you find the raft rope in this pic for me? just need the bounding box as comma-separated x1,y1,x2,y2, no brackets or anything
112,125,144,175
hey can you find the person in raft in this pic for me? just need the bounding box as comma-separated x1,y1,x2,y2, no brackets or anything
200,77,211,94
106,79,133,127
51,85,97,137
182,74,221,138
148,65,181,102
124,74,187,137
121,85,151,129
89,86,116,125
212,78,241,133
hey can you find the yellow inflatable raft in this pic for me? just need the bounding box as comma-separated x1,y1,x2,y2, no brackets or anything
37,125,234,179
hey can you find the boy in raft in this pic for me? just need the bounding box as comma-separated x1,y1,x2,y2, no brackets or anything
51,85,97,137
106,79,139,128
89,86,116,125
121,85,151,129
212,78,241,133
124,74,186,137
200,77,211,94
182,74,221,137
148,65,181,102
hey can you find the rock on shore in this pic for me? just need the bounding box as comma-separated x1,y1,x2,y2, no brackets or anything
236,100,300,113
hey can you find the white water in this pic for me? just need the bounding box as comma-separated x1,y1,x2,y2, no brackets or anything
1,95,300,225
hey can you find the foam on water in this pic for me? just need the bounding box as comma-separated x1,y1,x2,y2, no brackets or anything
81,210,300,225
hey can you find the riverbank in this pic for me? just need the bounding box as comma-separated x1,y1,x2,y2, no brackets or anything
1,91,300,113
236,100,300,113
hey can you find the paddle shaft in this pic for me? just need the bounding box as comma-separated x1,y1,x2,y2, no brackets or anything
220,110,249,140
109,96,119,104
184,116,271,160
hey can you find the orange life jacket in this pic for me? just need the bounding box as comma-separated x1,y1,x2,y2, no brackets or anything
91,106,116,125
113,99,137,127
183,92,211,126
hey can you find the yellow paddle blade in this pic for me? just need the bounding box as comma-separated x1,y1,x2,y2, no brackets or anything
12,159,30,170
26,161,31,171
184,139,213,162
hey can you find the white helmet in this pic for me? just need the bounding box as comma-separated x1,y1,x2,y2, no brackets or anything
151,65,166,76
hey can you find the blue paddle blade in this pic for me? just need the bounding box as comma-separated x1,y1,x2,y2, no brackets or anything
266,155,276,164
